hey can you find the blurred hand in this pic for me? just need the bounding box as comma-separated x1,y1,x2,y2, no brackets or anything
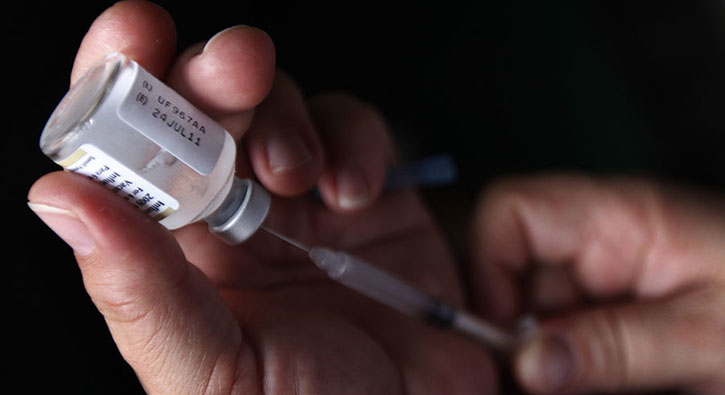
470,174,725,394
28,2,496,394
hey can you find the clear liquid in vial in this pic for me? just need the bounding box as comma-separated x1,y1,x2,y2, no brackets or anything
40,53,238,230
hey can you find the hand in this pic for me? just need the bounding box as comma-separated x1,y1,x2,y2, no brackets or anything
470,174,725,394
28,2,496,394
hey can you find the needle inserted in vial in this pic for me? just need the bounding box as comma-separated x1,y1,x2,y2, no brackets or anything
41,52,518,352
261,226,516,352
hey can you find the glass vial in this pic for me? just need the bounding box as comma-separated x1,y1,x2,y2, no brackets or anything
40,52,269,244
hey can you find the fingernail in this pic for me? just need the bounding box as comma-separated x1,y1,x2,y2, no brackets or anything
202,25,249,53
518,334,575,393
28,202,96,256
266,132,312,174
337,167,370,210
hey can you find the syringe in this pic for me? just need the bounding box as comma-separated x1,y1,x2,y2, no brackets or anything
36,52,516,350
262,226,516,352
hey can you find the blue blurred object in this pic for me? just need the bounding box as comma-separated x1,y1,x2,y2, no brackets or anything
384,154,458,190
312,154,458,201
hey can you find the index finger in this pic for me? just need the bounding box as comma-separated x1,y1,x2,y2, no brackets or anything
469,175,661,323
70,0,177,85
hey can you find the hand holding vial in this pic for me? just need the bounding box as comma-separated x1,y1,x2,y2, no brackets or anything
28,2,498,394
27,2,725,394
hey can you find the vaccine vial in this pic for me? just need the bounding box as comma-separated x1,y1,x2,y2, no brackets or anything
40,52,270,244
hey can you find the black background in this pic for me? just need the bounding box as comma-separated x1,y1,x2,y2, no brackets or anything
6,1,725,393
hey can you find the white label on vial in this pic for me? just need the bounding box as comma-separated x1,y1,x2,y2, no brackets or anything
116,63,225,175
57,144,179,221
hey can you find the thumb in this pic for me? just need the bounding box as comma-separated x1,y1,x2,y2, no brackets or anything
515,286,725,394
28,172,259,394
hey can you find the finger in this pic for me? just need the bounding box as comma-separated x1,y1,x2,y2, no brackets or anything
172,71,327,274
470,174,611,323
244,71,325,195
525,265,582,315
165,25,276,140
469,174,715,323
516,285,725,394
28,172,260,394
309,92,394,212
71,0,177,84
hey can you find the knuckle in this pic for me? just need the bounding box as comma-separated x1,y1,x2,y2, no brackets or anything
311,91,384,126
597,309,633,390
473,177,529,226
92,293,157,325
571,310,633,391
272,69,305,97
308,91,392,154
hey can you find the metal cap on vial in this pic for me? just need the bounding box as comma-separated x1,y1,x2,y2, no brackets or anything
205,177,271,245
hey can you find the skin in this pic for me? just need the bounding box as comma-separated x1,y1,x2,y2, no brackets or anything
28,2,496,394
28,2,725,394
471,176,725,394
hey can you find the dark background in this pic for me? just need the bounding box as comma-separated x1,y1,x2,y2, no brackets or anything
6,1,725,393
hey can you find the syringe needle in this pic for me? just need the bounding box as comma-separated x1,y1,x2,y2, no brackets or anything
261,226,311,253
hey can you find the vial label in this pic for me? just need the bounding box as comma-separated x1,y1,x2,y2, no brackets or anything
57,144,179,221
117,63,225,175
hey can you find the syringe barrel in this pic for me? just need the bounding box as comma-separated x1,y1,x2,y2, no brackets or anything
308,247,516,351
309,247,437,319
